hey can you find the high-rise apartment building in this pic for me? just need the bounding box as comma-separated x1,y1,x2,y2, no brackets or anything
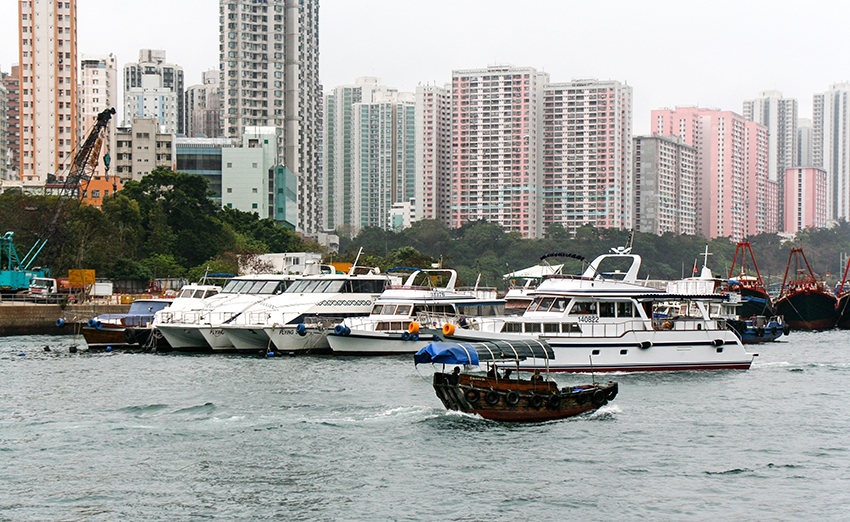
220,0,321,235
0,79,7,180
19,0,78,187
351,92,416,232
451,65,548,239
185,70,221,138
813,83,850,221
123,50,183,135
543,79,633,234
797,117,813,168
652,107,774,241
2,66,21,180
633,135,696,236
323,77,394,235
414,84,452,226
79,54,117,177
784,167,828,234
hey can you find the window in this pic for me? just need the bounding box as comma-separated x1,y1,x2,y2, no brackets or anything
227,188,232,193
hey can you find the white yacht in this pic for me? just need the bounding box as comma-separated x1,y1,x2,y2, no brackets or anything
327,268,505,355
427,245,756,373
155,274,299,351
219,268,393,354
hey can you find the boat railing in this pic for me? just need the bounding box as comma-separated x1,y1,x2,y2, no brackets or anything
246,311,272,325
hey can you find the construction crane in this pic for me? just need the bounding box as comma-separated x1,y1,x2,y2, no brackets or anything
0,107,116,293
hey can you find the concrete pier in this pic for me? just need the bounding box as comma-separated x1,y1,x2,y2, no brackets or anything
0,302,130,336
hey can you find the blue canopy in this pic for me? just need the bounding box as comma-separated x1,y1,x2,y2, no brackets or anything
414,339,554,366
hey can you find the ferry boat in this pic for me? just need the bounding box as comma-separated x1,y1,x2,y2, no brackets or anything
775,248,837,330
155,273,300,351
327,268,505,356
219,267,392,354
421,245,755,373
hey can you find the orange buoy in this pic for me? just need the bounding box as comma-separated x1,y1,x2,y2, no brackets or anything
442,323,456,336
408,322,420,334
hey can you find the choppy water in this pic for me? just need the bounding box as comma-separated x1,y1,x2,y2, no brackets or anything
1,330,849,521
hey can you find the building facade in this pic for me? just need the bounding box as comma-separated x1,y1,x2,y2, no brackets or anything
451,65,548,239
114,118,175,180
652,107,773,241
1,66,20,180
185,70,221,138
79,54,117,177
175,136,235,205
542,79,634,235
0,79,6,180
123,49,183,135
797,117,813,168
813,83,850,221
633,135,696,236
414,84,452,226
784,167,828,233
18,0,78,186
220,0,321,235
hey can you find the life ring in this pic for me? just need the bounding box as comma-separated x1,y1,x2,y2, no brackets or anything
529,394,544,409
485,390,500,405
548,394,561,408
607,387,618,400
408,322,420,334
505,390,520,406
464,388,480,403
442,323,456,336
592,389,607,406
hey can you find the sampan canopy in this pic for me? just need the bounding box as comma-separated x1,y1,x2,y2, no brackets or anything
414,339,554,366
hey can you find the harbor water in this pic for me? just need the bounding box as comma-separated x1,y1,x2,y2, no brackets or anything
1,331,848,521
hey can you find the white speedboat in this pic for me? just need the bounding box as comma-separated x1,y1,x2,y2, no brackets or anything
327,268,506,355
155,274,298,351
219,268,393,354
428,245,756,373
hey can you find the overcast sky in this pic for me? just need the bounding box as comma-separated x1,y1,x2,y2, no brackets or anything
2,0,849,134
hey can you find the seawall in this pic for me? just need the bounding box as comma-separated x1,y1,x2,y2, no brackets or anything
0,303,130,336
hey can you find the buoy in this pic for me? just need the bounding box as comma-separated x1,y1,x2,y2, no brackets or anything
266,351,275,357
106,346,113,351
343,326,350,335
334,324,345,335
87,318,96,327
402,332,410,341
442,323,456,336
408,322,420,334
19,353,25,357
296,323,307,335
69,346,78,353
95,320,103,329
55,318,66,328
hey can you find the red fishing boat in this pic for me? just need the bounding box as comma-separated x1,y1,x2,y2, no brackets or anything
725,242,775,319
775,248,837,330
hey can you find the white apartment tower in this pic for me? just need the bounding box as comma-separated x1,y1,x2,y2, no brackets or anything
797,117,813,168
743,91,798,183
451,65,549,239
220,0,321,235
18,0,78,186
123,50,183,135
185,70,221,138
543,79,634,234
414,84,452,225
813,83,850,221
79,54,117,177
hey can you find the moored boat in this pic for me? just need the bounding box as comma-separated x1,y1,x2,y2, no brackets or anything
74,297,173,350
414,339,617,422
775,248,837,330
834,255,850,329
725,242,775,319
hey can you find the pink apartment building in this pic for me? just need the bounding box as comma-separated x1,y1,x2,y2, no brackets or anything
543,79,633,234
451,66,548,238
784,167,828,233
652,107,775,240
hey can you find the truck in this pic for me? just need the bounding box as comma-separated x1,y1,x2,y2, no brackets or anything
28,277,113,302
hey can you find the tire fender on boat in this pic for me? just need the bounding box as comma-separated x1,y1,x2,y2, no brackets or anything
575,391,587,405
529,394,544,409
505,390,520,406
712,339,725,347
592,389,607,407
124,328,136,343
485,390,500,405
756,327,765,337
607,387,618,401
548,394,561,408
464,388,480,403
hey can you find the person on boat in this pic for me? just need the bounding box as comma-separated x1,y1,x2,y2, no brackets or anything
487,366,497,379
450,366,460,385
530,369,543,382
503,368,513,380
